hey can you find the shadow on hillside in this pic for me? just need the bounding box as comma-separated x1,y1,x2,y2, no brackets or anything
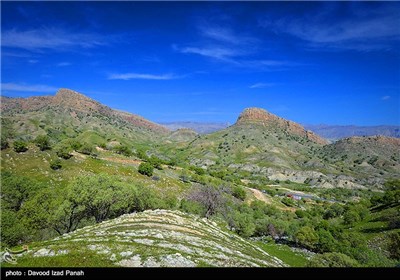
360,226,391,234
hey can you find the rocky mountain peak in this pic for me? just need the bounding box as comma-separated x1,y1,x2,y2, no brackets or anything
236,107,276,124
235,107,328,145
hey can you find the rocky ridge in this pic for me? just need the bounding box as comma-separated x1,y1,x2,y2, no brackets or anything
21,210,286,267
236,108,328,145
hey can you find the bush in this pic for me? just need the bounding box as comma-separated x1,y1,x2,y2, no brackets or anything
13,140,28,153
114,145,132,157
78,143,95,155
232,186,246,200
34,135,51,151
50,159,62,170
55,145,72,159
138,162,154,177
148,155,163,170
190,166,206,176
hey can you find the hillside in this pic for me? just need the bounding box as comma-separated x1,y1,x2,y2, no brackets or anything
0,88,169,146
161,108,399,190
3,210,286,267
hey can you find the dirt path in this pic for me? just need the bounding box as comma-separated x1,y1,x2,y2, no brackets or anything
247,187,296,212
101,157,143,165
248,188,273,204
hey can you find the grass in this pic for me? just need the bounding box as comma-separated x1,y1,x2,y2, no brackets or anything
256,241,308,267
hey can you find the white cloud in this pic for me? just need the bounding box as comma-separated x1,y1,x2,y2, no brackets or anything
57,62,71,67
1,83,58,93
28,59,38,64
249,83,275,89
176,45,242,61
1,27,109,52
382,95,391,100
259,6,400,51
108,73,180,80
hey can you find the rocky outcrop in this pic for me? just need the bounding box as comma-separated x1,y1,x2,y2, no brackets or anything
25,210,286,267
236,108,328,145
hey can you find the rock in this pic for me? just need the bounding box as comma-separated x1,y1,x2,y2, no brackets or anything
33,248,55,257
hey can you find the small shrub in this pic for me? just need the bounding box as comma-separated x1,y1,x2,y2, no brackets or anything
138,162,154,177
50,159,62,170
35,135,51,151
13,140,28,153
232,186,247,200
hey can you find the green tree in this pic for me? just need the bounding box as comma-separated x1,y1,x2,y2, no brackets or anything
295,226,319,249
34,135,51,151
307,252,359,267
148,155,163,170
232,211,255,238
0,209,30,246
22,188,85,235
343,210,360,226
13,140,28,153
136,149,148,160
1,173,39,211
68,175,133,223
138,162,154,177
232,186,246,200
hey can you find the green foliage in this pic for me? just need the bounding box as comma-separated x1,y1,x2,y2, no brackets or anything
1,173,39,211
78,143,96,156
148,155,163,170
307,252,360,267
55,144,73,159
13,140,28,153
180,199,206,216
190,166,206,176
50,159,62,170
295,226,319,250
138,162,154,177
0,209,30,247
232,211,256,238
232,186,246,200
34,135,51,151
114,145,132,157
281,197,296,207
343,210,361,225
136,149,148,160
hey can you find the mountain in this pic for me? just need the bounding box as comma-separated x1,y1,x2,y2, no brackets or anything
1,88,169,145
167,107,328,170
9,210,285,267
304,124,400,140
164,107,399,189
161,121,230,134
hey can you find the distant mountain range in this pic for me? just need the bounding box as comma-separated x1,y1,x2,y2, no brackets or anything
303,124,400,140
160,122,230,134
161,121,400,140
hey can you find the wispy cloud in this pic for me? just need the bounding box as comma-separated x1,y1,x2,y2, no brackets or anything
175,45,243,61
259,5,400,51
2,27,110,52
175,23,297,70
28,59,39,64
108,73,180,80
249,82,275,89
381,95,391,100
1,83,58,93
57,62,71,67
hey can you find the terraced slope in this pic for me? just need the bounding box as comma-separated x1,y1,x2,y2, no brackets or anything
11,210,286,267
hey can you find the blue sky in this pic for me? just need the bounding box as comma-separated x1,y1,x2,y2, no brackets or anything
1,1,399,125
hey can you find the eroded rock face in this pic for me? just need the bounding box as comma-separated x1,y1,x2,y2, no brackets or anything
236,108,328,145
24,210,287,267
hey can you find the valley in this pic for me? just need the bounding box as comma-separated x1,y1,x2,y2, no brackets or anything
1,89,399,267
